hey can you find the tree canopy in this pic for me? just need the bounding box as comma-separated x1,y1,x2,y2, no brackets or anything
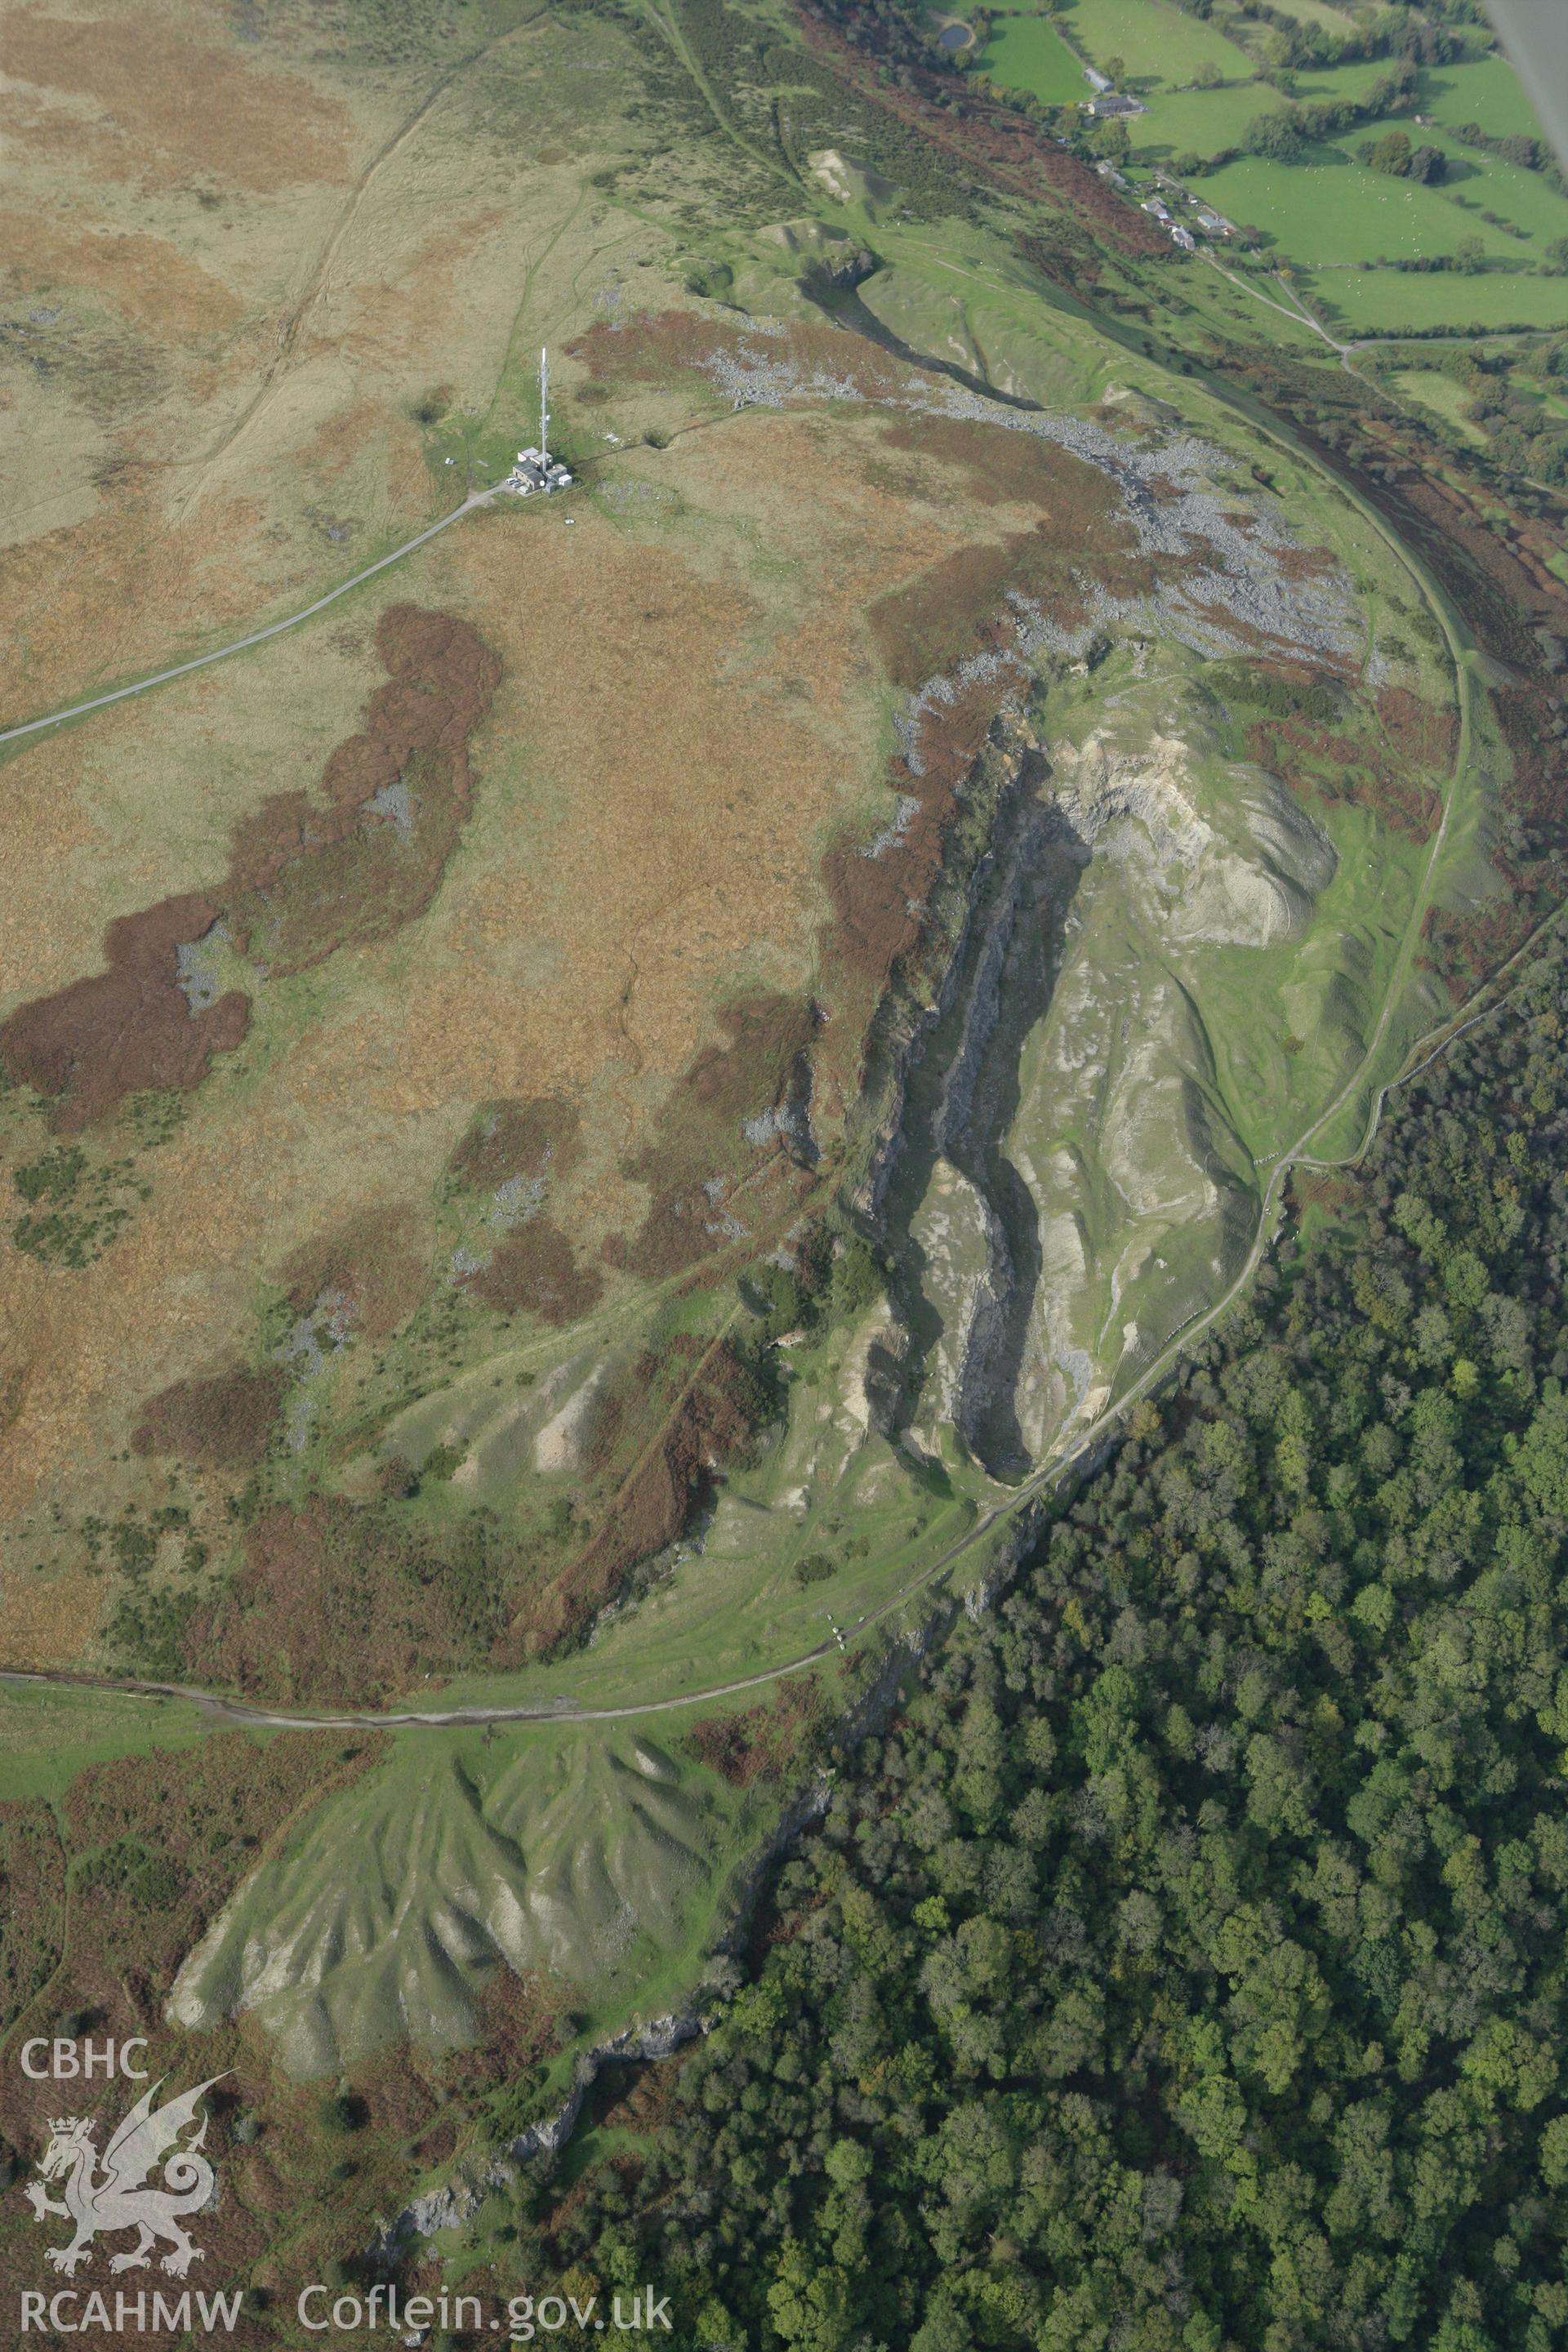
499,948,1568,2350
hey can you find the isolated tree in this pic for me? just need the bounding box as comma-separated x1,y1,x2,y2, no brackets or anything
1361,127,1413,175
1244,109,1307,162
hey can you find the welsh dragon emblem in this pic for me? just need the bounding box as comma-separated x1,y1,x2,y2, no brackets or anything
24,2077,222,2277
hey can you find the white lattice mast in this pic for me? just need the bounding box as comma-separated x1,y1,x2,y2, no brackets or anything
539,346,550,467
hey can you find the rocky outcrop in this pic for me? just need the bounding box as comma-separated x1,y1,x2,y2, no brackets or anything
369,2007,717,2261
880,678,1343,1478
849,706,1045,1227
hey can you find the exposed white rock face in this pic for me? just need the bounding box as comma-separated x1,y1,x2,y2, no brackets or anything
909,1156,1005,1447
168,1739,709,2079
533,1361,609,1472
903,706,1340,1473
1047,728,1336,949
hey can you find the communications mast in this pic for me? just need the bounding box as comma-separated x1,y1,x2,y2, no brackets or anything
501,346,572,496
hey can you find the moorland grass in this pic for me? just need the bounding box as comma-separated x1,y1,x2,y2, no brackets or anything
0,1680,267,1798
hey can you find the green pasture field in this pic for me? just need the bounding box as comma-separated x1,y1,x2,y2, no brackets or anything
1387,365,1492,442
1121,57,1431,169
1419,52,1551,143
1250,0,1356,30
1308,265,1568,334
1087,35,1568,326
1114,47,1561,178
1195,149,1552,267
1126,81,1285,161
1428,128,1568,248
1056,0,1246,89
1293,56,1419,107
977,12,1089,106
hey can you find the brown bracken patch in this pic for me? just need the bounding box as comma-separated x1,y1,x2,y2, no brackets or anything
1376,684,1457,775
568,309,906,407
879,414,1108,514
0,606,498,1130
1192,598,1361,678
1245,706,1441,845
621,992,817,1280
448,1095,583,1193
131,1362,286,1472
0,1735,376,2117
867,510,1154,693
504,1339,763,1659
1273,542,1341,583
443,1967,575,2091
0,892,249,1133
183,1495,533,1706
282,1206,430,1342
1290,1168,1362,1215
687,1673,826,1786
225,604,501,977
822,670,1004,1022
463,1216,603,1325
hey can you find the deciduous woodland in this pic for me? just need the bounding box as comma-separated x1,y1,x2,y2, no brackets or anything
501,941,1568,2352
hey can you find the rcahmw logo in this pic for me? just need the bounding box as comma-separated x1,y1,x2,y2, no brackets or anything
20,2065,240,2332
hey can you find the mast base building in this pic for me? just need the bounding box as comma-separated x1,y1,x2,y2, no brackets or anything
504,447,572,495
